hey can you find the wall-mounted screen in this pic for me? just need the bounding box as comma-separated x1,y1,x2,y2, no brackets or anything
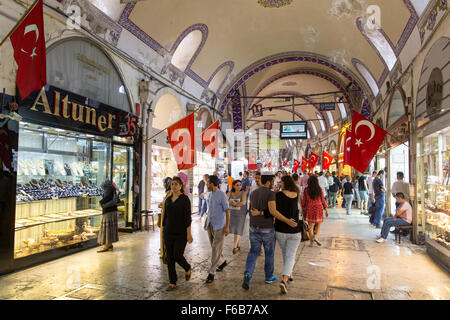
280,121,308,139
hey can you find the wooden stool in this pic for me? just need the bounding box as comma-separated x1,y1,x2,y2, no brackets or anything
140,210,156,232
395,225,413,244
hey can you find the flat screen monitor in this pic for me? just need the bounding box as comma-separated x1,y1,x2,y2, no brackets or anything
280,121,308,139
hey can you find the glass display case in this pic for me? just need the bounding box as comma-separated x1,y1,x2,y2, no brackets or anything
113,144,134,229
193,151,216,211
150,146,178,210
417,126,450,252
14,122,110,259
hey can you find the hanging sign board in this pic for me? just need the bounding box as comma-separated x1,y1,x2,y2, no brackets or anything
319,102,335,111
251,104,263,117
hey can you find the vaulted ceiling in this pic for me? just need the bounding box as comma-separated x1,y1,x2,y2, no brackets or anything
91,0,425,134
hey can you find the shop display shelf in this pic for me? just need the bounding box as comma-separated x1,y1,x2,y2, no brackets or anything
15,209,102,231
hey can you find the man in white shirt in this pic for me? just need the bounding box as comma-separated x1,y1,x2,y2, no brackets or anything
376,192,411,243
391,171,409,205
318,171,329,202
367,171,377,209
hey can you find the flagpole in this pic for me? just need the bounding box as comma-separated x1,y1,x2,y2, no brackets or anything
202,119,219,133
143,112,195,144
0,0,40,47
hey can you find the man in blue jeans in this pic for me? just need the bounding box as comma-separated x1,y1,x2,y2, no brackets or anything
242,174,297,290
376,192,412,243
370,170,386,228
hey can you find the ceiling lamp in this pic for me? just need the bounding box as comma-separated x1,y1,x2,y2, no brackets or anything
258,0,293,8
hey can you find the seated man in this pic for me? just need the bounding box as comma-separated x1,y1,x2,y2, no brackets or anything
376,192,412,243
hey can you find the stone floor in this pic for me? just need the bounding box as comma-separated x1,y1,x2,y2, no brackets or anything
0,206,449,300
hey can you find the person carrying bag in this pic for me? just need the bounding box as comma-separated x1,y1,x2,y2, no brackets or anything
97,180,119,253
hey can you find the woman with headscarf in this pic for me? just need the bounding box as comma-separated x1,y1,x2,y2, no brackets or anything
97,180,119,252
157,177,173,261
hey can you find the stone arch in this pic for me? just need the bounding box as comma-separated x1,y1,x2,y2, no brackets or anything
151,88,185,130
170,24,208,72
386,86,407,128
46,36,134,113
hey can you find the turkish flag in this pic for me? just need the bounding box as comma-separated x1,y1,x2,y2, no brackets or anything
167,113,196,171
248,152,257,170
293,159,300,172
308,152,319,170
343,129,352,166
282,160,287,167
322,151,334,171
350,110,387,173
301,156,308,172
10,0,47,99
201,120,220,158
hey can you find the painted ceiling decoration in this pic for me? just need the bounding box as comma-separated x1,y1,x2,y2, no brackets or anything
257,0,294,8
218,52,366,114
89,0,432,132
250,89,341,131
248,69,354,115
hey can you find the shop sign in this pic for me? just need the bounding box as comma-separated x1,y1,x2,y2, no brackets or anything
19,85,137,138
426,68,443,118
251,104,263,117
264,122,272,130
319,102,335,111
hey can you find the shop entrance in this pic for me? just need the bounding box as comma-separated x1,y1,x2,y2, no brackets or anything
113,144,134,229
388,143,409,215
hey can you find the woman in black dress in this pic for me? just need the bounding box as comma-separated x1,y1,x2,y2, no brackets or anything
163,177,193,291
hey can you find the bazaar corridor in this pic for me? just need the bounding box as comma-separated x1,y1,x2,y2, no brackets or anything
1,0,449,304
0,206,448,300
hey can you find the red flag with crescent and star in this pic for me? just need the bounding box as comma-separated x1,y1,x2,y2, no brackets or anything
167,113,196,171
322,151,334,171
9,0,47,99
201,120,220,158
282,159,288,167
301,156,308,172
308,152,319,170
343,129,352,166
350,110,387,173
293,159,300,172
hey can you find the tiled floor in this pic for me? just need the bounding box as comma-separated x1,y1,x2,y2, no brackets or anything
0,207,449,300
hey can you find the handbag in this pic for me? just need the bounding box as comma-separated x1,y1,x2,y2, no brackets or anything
300,220,310,242
101,193,119,209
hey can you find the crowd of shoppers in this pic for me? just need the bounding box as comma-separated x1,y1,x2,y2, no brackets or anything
147,167,411,293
